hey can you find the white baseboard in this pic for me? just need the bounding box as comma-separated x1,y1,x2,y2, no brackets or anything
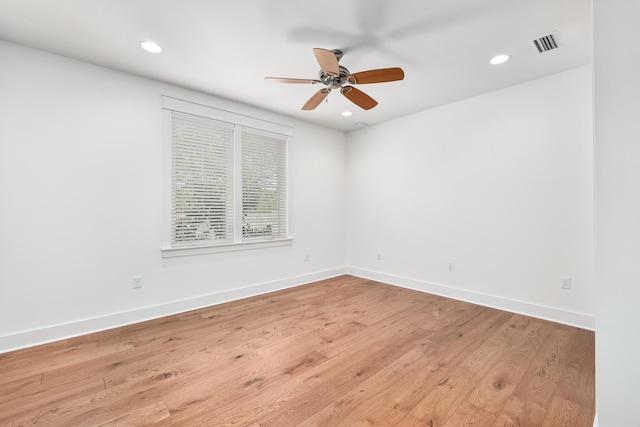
0,267,347,354
0,265,595,354
347,267,595,331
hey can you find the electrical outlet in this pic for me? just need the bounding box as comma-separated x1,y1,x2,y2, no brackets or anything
305,253,310,262
377,252,382,261
448,261,454,271
561,277,571,290
133,276,143,289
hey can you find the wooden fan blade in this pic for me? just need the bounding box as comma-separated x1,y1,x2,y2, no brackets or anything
302,88,330,110
313,48,339,76
265,77,321,84
347,67,405,84
341,86,378,110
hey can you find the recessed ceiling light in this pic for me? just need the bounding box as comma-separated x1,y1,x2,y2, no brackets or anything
140,41,162,53
342,111,353,117
490,54,510,65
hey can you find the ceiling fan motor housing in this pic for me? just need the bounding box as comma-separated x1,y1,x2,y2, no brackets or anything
319,65,350,89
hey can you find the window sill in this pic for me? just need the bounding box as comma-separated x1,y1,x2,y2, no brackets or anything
161,238,293,258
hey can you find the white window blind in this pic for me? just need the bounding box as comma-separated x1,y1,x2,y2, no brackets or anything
162,97,292,255
242,129,288,241
171,112,234,246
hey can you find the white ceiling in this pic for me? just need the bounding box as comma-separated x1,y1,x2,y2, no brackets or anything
0,0,591,132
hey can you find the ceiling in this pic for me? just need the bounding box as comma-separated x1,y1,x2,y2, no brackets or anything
0,0,591,132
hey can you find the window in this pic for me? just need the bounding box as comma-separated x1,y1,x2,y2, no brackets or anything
171,112,234,246
162,97,291,256
241,129,288,241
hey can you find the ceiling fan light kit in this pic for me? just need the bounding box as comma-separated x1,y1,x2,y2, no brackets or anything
265,48,404,111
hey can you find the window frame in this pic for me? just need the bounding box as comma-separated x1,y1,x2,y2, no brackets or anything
161,96,293,257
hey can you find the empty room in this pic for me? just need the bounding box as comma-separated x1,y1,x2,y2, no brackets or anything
0,1,638,426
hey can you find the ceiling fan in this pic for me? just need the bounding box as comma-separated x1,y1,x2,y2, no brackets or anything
265,48,404,111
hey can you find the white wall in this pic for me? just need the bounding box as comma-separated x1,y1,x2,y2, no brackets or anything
593,1,640,425
0,41,347,352
346,66,594,327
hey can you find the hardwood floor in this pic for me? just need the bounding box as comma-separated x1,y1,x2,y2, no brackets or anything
0,275,595,426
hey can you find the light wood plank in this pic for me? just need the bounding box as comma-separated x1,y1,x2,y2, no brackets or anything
468,321,552,414
541,396,595,427
95,401,171,426
442,401,497,426
554,328,595,408
410,313,532,424
495,395,548,426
